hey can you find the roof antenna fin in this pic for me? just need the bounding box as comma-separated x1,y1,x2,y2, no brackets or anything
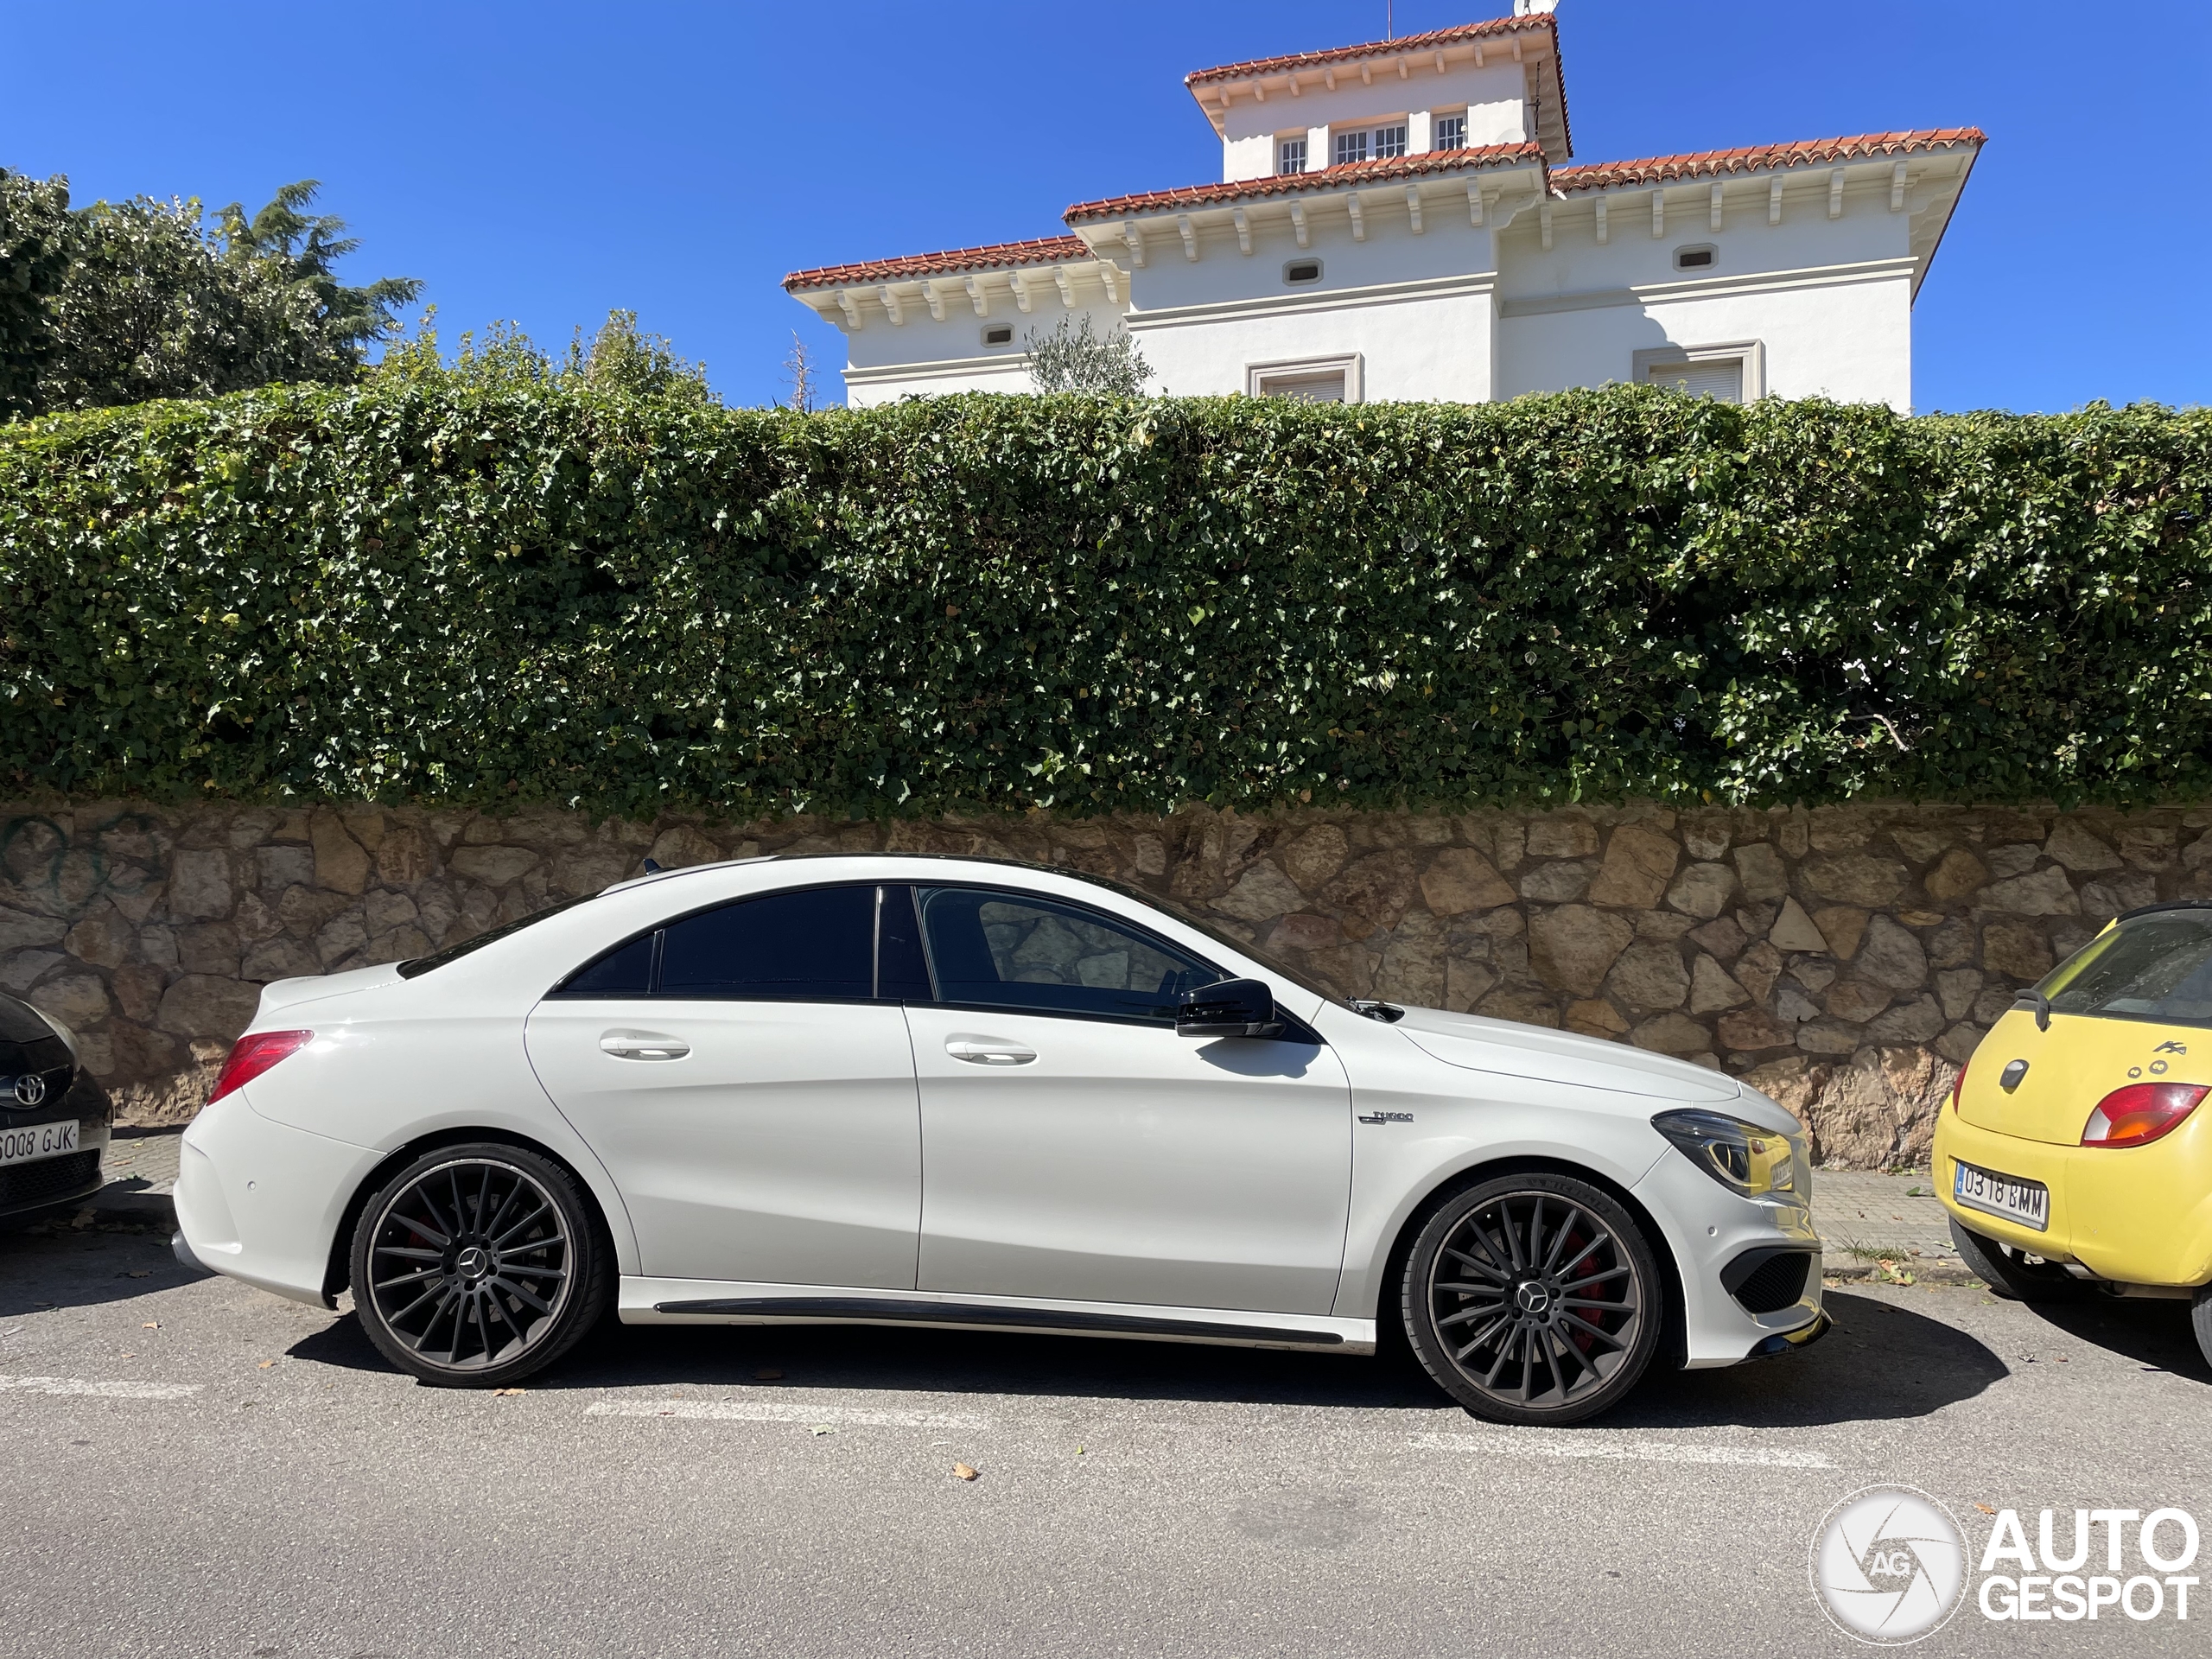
641,856,664,874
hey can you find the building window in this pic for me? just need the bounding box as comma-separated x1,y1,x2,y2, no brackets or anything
1277,137,1306,175
1433,113,1467,151
1374,124,1408,160
1248,354,1363,404
1334,130,1369,167
1282,258,1322,285
1632,341,1765,404
982,323,1014,347
1673,244,1719,271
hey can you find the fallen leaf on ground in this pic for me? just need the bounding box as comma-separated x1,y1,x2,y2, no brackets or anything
953,1463,979,1481
1976,1503,1997,1515
120,1352,134,1359
491,1387,525,1396
257,1360,274,1369
754,1368,784,1380
142,1322,159,1330
810,1426,834,1436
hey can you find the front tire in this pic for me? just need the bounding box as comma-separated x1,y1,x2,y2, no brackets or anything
350,1142,610,1388
1948,1217,2088,1304
1402,1173,1663,1426
2191,1287,2212,1375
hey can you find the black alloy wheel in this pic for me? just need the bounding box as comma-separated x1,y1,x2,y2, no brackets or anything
350,1142,609,1388
1947,1217,2089,1304
1403,1173,1663,1426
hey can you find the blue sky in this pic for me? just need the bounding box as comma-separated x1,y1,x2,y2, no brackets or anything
3,1,2205,413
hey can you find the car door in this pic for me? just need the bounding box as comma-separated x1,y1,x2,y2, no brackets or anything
902,884,1353,1316
525,881,925,1289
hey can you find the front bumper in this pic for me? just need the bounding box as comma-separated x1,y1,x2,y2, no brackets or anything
1632,1150,1826,1368
1934,1109,2212,1287
0,1098,111,1225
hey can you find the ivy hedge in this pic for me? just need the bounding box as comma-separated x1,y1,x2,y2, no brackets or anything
2,378,2208,817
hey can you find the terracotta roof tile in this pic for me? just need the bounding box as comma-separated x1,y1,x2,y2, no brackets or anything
784,234,1092,292
1064,143,1546,223
1185,14,1551,87
1551,128,1985,193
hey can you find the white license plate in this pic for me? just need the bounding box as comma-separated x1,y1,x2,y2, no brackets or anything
1954,1160,2049,1231
0,1119,78,1168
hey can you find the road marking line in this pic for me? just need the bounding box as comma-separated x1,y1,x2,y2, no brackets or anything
587,1400,990,1429
0,1373,202,1401
1411,1431,1834,1468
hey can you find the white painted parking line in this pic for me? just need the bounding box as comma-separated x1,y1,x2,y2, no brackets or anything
1411,1431,1834,1469
587,1400,991,1430
0,1373,202,1401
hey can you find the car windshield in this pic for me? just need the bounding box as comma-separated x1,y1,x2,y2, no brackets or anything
397,893,599,979
2041,908,2212,1027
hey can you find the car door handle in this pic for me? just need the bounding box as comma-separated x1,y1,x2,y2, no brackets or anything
600,1031,690,1061
945,1037,1037,1066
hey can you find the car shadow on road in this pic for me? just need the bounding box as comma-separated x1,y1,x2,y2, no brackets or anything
1601,1291,2009,1430
289,1287,2015,1430
0,1220,194,1318
2015,1294,2211,1384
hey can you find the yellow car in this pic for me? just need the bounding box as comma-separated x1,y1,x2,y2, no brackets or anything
1936,900,2212,1368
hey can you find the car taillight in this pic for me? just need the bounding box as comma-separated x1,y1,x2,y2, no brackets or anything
2081,1082,2208,1148
1950,1057,1970,1113
207,1029,314,1104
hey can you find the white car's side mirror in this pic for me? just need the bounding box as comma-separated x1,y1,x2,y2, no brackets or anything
1175,978,1283,1039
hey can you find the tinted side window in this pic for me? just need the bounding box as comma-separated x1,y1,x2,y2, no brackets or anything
917,887,1215,1024
660,886,875,1001
562,931,656,996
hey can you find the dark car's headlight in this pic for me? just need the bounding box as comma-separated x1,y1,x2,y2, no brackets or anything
1652,1108,1799,1198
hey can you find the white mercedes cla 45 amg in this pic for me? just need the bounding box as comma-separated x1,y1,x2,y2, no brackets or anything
174,855,1827,1423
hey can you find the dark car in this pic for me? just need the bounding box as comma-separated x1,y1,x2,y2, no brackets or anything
0,991,111,1225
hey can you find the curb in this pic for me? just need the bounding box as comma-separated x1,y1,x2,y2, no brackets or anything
86,1185,176,1228
1823,1258,1979,1287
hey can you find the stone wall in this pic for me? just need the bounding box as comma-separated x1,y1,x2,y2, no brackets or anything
5,798,2207,1165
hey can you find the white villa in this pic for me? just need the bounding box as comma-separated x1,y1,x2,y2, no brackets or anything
784,3,1981,410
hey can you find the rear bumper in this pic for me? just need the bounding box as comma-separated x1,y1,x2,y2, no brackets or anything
1934,1111,2212,1287
175,1092,379,1307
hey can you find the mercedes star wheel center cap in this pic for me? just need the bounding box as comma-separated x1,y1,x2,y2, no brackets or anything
455,1246,491,1280
1515,1281,1553,1317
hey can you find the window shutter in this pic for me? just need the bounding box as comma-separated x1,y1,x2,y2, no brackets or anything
1645,358,1744,404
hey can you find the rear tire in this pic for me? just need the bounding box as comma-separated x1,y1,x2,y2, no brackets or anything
2192,1287,2212,1375
350,1141,611,1388
1402,1173,1662,1426
1948,1217,2088,1303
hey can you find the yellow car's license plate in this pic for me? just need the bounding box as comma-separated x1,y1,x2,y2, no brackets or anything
0,1118,77,1168
1955,1160,2049,1232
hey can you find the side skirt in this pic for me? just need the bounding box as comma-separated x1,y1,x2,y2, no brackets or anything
619,1279,1375,1354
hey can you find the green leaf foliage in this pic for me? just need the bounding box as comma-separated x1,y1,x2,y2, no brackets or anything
3,378,2208,818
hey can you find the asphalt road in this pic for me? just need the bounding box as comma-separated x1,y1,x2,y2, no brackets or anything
3,1216,2208,1659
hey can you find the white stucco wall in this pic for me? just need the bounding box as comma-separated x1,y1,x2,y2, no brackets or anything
1497,271,1913,408
1493,175,1920,409
1130,280,1496,403
830,289,1130,406
1126,202,1500,310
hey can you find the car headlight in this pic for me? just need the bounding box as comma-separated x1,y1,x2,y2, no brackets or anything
34,1007,79,1065
1652,1108,1799,1198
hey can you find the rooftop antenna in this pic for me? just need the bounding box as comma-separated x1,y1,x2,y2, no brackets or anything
1385,2,1392,38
